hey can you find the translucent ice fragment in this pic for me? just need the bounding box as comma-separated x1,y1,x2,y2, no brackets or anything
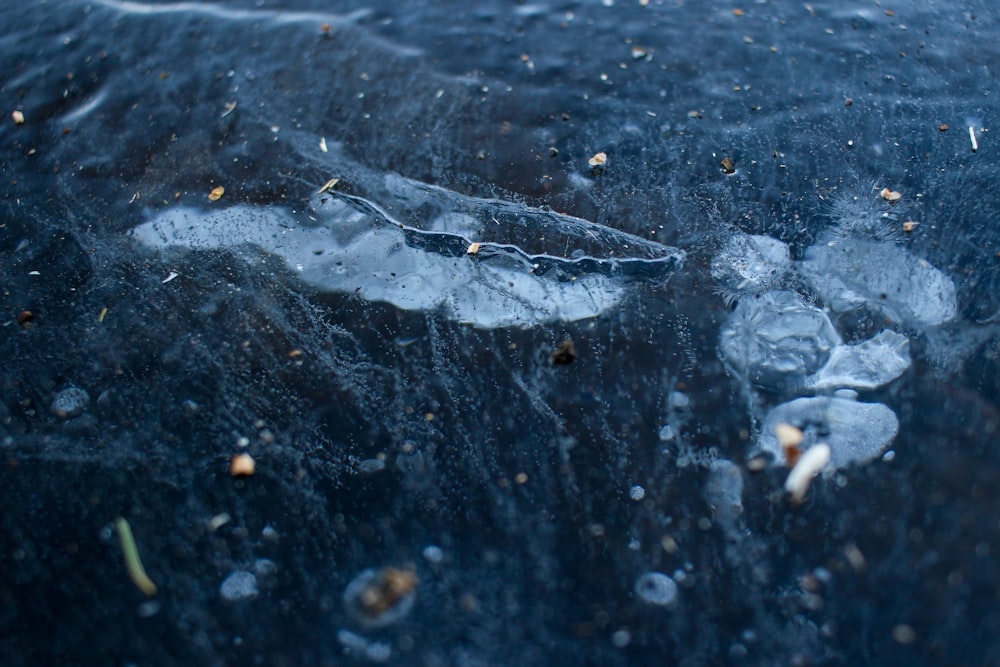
51,386,90,419
711,233,790,300
704,460,744,528
800,237,957,327
131,177,683,329
721,291,910,393
805,330,910,392
719,291,841,392
756,396,899,468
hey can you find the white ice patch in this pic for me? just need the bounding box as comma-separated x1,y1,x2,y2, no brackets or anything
756,395,900,468
711,232,791,300
800,236,957,327
720,290,910,393
719,290,842,392
805,329,910,392
131,179,683,329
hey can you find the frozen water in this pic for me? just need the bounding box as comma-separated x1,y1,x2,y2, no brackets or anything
756,396,900,468
719,291,841,392
3,0,1000,665
711,233,791,302
720,290,911,393
800,236,958,328
132,174,683,329
805,330,911,392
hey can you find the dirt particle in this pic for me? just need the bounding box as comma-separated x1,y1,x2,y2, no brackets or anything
230,453,256,477
588,151,607,168
551,339,577,366
880,187,902,203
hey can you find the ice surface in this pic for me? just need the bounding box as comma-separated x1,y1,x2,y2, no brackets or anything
805,330,911,392
719,291,841,392
800,236,958,327
720,290,911,393
131,176,683,329
756,396,900,468
711,233,791,301
4,0,999,665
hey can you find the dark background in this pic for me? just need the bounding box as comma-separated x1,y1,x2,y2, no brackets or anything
2,1,999,665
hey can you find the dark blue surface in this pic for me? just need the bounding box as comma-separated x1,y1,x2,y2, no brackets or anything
2,2,999,665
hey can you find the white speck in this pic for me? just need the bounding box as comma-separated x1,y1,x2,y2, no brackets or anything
207,513,231,531
669,391,690,409
220,570,258,601
319,136,328,153
969,126,979,152
422,545,444,563
658,424,677,442
162,271,179,283
611,629,631,648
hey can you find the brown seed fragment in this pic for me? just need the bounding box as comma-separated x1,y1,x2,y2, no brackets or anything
208,186,225,201
880,187,902,203
776,423,804,467
17,310,33,328
551,339,577,366
588,151,607,168
938,124,949,132
230,453,256,477
902,221,919,233
720,157,735,174
466,242,481,255
317,177,340,194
